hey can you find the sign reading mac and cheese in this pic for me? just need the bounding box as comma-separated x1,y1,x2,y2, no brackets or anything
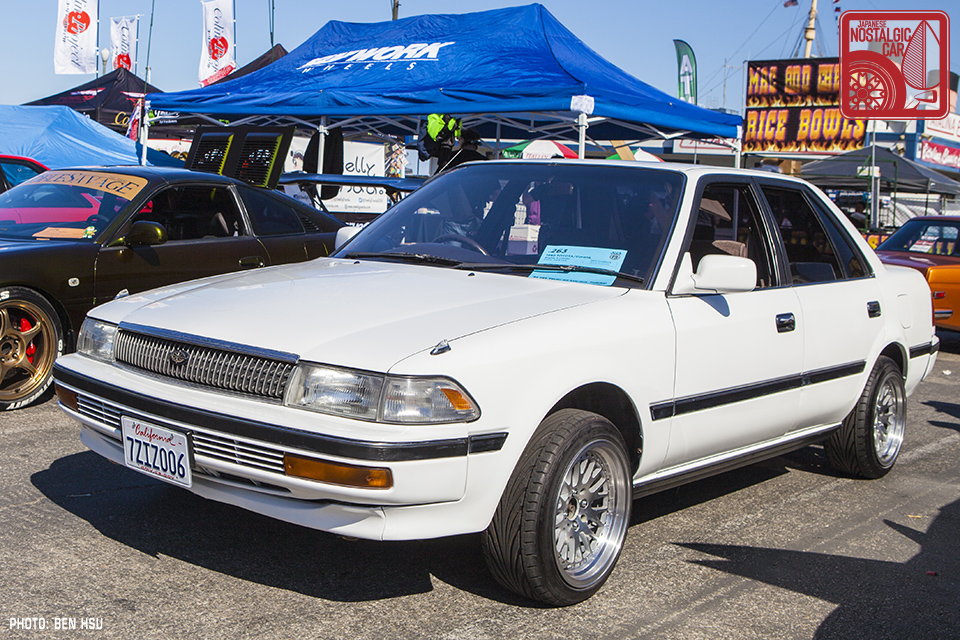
743,57,866,153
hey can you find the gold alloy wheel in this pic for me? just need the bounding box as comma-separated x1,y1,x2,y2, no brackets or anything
0,297,58,404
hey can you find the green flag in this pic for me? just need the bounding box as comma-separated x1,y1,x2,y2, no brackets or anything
673,40,697,104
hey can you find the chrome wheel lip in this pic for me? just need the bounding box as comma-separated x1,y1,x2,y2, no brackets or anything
552,438,630,590
873,373,906,467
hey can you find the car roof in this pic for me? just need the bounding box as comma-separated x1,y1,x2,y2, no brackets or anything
55,165,242,186
476,158,813,184
899,216,960,223
0,155,48,170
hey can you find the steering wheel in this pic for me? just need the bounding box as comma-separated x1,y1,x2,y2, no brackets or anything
433,233,490,256
85,214,109,227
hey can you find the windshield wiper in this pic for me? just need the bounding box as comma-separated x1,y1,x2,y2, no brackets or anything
344,252,464,267
457,263,645,285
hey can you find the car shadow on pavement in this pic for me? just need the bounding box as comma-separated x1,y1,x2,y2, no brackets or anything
936,329,960,355
629,460,789,527
31,449,804,607
676,496,960,638
923,400,960,433
31,451,519,604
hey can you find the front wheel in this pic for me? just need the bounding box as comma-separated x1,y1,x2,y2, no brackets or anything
0,287,64,411
482,409,632,605
824,356,906,478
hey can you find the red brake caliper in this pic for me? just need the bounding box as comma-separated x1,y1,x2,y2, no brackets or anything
21,317,36,363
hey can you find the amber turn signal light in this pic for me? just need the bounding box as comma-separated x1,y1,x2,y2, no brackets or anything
284,453,393,489
55,384,79,412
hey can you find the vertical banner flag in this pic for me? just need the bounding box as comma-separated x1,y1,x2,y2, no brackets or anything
674,40,697,104
110,17,138,72
54,0,98,74
199,0,236,86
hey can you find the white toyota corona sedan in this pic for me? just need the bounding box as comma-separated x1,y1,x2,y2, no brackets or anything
53,160,938,606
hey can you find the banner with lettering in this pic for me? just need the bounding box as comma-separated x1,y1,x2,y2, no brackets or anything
54,0,98,74
673,40,697,104
199,0,236,86
110,16,138,72
743,57,866,153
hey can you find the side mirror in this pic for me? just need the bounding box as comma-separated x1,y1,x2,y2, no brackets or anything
120,221,168,247
335,225,362,250
673,253,757,295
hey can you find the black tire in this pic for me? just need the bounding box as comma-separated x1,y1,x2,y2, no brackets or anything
482,409,632,606
824,356,906,479
0,287,64,411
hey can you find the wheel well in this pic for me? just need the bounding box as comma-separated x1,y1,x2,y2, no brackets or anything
1,284,74,350
880,342,906,376
548,383,643,473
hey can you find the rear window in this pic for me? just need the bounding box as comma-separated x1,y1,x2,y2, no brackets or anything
878,220,960,257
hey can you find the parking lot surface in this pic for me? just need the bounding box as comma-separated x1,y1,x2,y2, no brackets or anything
2,332,958,639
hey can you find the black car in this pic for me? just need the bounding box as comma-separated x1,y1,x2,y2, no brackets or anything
0,165,344,410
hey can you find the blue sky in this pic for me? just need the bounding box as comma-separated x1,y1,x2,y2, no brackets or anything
0,0,956,112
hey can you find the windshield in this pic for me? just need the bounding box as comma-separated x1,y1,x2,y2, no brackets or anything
336,163,685,287
0,170,148,241
877,220,960,257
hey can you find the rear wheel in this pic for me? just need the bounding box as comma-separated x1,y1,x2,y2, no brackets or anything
0,287,64,411
482,409,632,605
825,356,906,478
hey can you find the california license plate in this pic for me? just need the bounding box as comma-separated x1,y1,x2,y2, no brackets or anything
121,417,192,487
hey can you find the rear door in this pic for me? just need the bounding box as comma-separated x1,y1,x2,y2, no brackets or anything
757,180,882,429
663,178,803,466
236,186,339,262
93,183,268,302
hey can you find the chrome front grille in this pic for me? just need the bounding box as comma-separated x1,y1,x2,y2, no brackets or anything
114,330,295,400
192,431,286,474
74,390,287,477
77,394,123,430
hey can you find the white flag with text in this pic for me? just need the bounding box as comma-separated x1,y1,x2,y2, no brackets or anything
54,0,98,74
110,16,138,72
199,0,235,86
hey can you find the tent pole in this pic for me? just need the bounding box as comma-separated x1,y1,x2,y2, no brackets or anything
577,113,587,159
495,120,502,159
317,116,327,174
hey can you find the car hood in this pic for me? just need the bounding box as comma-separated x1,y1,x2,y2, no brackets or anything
92,258,628,372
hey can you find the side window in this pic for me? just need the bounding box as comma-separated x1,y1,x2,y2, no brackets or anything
811,196,871,278
761,186,844,284
1,161,43,188
240,188,305,236
690,183,775,288
134,185,245,241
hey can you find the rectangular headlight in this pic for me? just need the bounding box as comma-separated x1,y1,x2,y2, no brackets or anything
76,318,118,362
285,364,479,424
381,377,479,423
284,364,384,421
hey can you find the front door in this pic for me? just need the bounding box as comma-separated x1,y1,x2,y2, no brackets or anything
94,184,268,303
662,180,804,467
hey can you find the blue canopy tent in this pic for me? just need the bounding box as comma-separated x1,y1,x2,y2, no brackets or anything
148,4,741,157
0,105,182,169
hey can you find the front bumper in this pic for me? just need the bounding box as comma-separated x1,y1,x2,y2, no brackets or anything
53,358,508,540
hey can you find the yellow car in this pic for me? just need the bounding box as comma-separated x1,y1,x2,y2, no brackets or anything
875,216,960,332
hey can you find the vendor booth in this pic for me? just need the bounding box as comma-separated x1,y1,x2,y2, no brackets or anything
147,4,741,158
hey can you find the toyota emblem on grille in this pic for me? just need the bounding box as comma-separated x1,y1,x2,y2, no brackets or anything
169,349,190,366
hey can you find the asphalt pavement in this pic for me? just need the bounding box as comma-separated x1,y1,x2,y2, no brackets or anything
2,332,958,639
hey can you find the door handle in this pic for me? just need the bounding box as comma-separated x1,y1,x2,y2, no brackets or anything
867,300,882,318
239,256,265,269
776,313,796,333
